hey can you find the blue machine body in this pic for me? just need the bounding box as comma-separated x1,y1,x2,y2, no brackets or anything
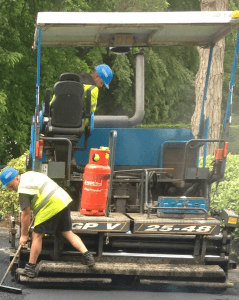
157,197,208,214
74,127,194,167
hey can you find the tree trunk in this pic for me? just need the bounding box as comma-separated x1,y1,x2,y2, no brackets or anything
191,0,228,155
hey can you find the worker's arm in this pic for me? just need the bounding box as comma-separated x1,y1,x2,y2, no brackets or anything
19,194,31,246
20,207,31,246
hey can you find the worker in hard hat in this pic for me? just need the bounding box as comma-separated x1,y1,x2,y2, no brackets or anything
50,63,113,115
80,64,113,108
0,167,95,278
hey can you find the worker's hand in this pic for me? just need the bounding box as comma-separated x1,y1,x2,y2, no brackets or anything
20,235,28,246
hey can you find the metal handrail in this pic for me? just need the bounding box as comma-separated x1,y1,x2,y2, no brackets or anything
182,138,224,180
105,130,117,217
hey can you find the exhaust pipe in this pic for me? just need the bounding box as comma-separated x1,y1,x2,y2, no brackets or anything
94,51,145,128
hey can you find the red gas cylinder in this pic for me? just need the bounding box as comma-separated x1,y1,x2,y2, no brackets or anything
80,147,110,216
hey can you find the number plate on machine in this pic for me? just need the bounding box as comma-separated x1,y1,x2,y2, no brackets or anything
135,224,218,234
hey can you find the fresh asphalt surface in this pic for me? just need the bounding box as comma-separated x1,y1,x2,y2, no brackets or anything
0,226,239,300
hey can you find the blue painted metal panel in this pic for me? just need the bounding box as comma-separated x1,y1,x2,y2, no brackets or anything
29,117,35,162
74,128,194,166
157,197,208,214
203,117,210,168
32,26,42,171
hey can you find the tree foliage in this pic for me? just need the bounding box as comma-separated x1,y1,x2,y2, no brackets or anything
0,0,89,165
167,0,200,11
92,0,199,124
0,151,28,218
0,0,23,164
109,0,169,11
0,0,237,164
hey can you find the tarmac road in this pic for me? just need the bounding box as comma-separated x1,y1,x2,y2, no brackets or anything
0,227,239,300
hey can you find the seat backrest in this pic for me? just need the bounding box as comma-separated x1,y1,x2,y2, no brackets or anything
59,73,80,82
50,80,84,128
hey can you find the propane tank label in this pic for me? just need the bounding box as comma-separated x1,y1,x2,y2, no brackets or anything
83,187,102,193
84,180,102,186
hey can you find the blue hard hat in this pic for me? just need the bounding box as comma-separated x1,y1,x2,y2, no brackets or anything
0,167,19,189
95,64,113,89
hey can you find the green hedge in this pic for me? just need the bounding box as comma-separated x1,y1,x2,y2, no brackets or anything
0,151,28,218
201,154,239,237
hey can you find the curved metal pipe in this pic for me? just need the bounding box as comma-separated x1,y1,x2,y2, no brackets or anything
94,115,129,128
94,51,145,128
128,51,145,127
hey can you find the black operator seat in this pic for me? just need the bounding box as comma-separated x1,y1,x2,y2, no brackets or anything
45,73,85,139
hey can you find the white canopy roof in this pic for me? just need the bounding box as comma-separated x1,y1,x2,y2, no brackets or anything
34,11,239,48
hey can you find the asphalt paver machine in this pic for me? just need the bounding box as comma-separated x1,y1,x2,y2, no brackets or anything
11,11,239,288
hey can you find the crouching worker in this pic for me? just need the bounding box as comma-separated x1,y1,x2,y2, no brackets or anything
0,167,95,278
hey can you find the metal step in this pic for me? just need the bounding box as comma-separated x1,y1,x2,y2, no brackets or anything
141,279,234,288
18,276,234,289
39,261,225,277
17,260,234,288
18,261,226,278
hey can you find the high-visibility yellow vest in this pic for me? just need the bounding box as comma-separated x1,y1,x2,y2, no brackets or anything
83,84,98,113
83,84,98,126
18,171,72,227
